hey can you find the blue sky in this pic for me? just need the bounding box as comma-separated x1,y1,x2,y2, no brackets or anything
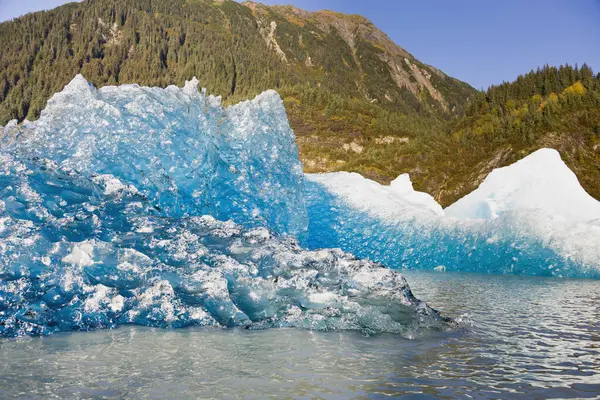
1,0,598,89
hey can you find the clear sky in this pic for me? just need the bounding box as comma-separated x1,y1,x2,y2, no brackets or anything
1,0,598,89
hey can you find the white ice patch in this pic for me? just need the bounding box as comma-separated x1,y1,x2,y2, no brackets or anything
308,292,338,304
62,241,95,268
92,174,139,196
306,171,443,220
109,295,125,312
84,284,113,313
117,248,153,273
445,149,600,222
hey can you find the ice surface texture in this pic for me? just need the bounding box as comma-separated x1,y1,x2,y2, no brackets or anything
5,75,306,237
305,150,600,278
0,78,445,337
445,148,600,221
0,154,446,337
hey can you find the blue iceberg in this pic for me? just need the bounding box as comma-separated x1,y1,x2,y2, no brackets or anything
0,77,446,337
304,158,600,279
3,75,600,337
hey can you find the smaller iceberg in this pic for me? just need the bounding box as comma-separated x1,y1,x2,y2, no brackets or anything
305,149,600,278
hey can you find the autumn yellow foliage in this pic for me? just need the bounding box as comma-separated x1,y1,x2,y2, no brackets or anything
562,81,587,96
539,92,559,110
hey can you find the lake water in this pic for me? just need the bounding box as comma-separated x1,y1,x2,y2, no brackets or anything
1,271,599,399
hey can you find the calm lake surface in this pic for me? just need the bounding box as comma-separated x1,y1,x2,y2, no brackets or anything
1,271,599,399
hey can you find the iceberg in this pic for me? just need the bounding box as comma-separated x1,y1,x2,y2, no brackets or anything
3,74,600,337
0,77,447,337
305,151,600,278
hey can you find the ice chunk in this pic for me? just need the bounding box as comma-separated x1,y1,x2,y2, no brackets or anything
0,155,447,337
445,148,600,222
304,160,600,278
6,75,306,236
1,119,20,147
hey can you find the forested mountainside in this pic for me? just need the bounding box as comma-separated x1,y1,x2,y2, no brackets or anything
1,1,599,206
0,0,474,126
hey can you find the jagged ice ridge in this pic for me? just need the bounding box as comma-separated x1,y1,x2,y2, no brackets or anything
3,75,306,237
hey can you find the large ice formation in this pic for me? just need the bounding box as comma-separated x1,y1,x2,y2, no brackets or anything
0,77,446,337
3,75,600,336
305,151,600,278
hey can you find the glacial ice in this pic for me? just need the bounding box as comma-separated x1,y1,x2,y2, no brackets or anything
0,77,446,337
305,151,600,278
445,148,600,222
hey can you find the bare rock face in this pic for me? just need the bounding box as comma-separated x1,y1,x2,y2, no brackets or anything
243,2,473,111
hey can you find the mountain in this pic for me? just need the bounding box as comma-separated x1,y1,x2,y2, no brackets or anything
0,0,474,169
